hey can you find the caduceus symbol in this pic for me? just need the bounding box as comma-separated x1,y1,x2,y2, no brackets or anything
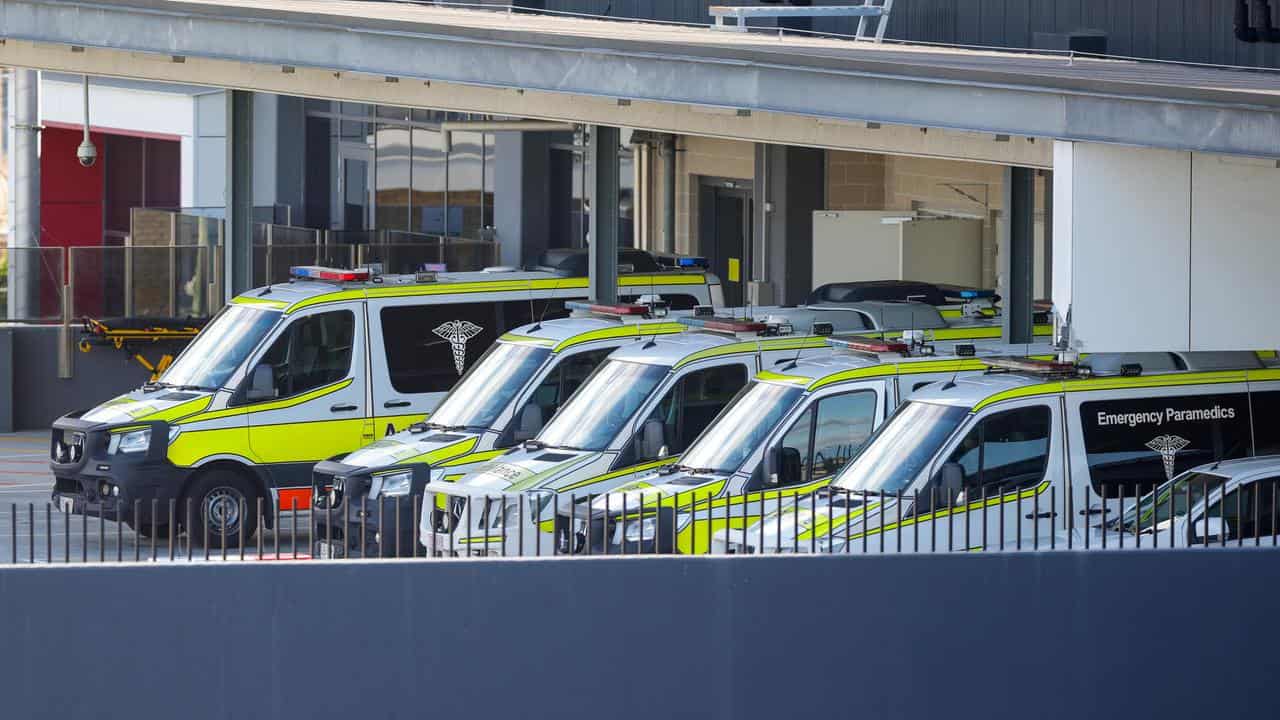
1146,434,1190,481
434,320,483,375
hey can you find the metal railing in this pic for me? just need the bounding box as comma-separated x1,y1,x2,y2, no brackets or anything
4,479,1277,564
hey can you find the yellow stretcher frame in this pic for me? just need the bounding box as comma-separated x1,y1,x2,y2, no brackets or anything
77,317,203,381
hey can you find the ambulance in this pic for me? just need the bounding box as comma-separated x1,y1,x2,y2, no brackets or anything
723,351,1277,553
418,298,1042,556
560,335,1052,555
1117,456,1280,547
310,301,690,558
49,255,721,546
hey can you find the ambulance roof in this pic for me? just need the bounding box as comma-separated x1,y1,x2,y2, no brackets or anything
605,330,744,366
230,267,709,314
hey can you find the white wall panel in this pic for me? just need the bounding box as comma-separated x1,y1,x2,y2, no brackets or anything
1060,142,1191,352
1189,154,1280,350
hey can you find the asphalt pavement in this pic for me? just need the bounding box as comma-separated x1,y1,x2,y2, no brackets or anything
0,431,309,564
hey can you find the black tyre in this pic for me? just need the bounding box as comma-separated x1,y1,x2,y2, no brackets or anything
185,468,260,549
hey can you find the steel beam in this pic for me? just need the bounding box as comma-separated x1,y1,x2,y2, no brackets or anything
226,89,253,297
0,1,1278,158
1003,166,1036,344
588,126,620,305
9,69,39,322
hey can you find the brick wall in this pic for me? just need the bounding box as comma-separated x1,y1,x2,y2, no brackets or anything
675,136,754,254
825,151,886,210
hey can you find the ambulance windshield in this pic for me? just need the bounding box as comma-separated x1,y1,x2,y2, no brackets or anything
833,401,969,493
679,382,805,474
1121,471,1228,532
430,343,552,430
537,360,669,451
159,305,281,390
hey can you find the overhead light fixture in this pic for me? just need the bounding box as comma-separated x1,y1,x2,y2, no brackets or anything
736,109,752,117
281,65,296,74
994,134,1011,142
866,121,881,129
71,46,85,53
617,98,632,106
384,76,399,83
171,55,186,63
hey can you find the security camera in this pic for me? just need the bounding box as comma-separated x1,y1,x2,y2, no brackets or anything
76,139,98,168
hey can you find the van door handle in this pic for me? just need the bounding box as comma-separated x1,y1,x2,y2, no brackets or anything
1025,511,1057,520
330,404,358,413
1078,507,1105,516
383,400,411,409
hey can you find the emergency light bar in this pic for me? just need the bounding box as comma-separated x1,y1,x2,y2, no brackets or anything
566,301,651,317
982,356,1078,377
828,335,910,355
675,256,709,269
679,316,768,334
955,288,996,299
290,266,371,282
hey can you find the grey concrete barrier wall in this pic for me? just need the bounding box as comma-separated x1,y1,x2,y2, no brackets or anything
0,550,1276,720
7,326,181,430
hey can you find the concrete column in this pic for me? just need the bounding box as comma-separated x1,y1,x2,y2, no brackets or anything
754,144,824,306
588,125,620,304
1002,166,1035,344
493,131,551,267
9,69,40,321
660,135,676,254
225,89,253,297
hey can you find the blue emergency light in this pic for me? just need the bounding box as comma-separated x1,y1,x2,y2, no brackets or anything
957,288,996,299
290,266,371,282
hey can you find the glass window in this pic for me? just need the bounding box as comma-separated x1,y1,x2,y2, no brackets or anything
255,310,355,399
161,305,280,390
380,303,498,395
1250,392,1280,455
428,343,551,431
1122,471,1227,533
679,382,805,475
811,391,878,482
375,125,411,231
631,363,750,463
411,128,446,236
944,406,1052,494
834,402,970,494
506,348,614,445
449,130,484,238
1079,394,1252,495
537,361,669,451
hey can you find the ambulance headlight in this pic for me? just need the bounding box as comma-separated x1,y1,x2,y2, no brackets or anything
109,428,151,455
374,471,412,498
622,516,657,542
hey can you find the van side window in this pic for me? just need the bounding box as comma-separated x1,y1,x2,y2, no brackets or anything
1079,394,1251,496
750,390,877,490
941,405,1051,496
626,363,749,465
505,348,613,446
256,310,354,399
1249,392,1280,455
380,304,498,394
499,299,568,328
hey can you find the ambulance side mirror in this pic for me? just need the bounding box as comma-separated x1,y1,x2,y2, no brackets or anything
937,462,965,505
767,446,802,487
245,363,277,402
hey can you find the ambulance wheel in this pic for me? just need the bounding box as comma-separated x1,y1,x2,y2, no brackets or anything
186,469,260,548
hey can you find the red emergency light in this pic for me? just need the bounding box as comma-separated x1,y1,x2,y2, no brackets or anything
290,266,371,282
832,335,910,354
983,356,1078,377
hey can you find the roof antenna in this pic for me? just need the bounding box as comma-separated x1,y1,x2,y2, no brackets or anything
780,321,814,371
527,282,541,333
535,279,561,330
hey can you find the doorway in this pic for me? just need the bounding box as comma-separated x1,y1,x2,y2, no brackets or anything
334,143,373,231
698,178,753,307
